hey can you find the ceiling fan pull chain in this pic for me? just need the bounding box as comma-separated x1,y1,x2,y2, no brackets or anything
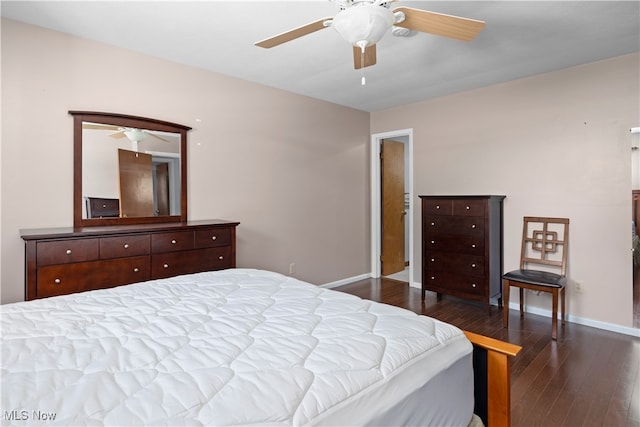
359,43,366,85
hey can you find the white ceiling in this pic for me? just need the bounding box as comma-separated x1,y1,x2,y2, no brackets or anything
2,1,639,112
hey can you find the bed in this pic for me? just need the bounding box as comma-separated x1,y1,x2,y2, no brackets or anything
1,269,518,426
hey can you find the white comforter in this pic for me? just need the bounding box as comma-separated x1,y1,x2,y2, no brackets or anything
1,269,472,426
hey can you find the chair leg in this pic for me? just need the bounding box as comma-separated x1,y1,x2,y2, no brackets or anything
519,287,524,317
503,280,510,329
551,289,558,340
561,286,566,325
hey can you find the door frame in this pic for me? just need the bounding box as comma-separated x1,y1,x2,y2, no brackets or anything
370,129,414,285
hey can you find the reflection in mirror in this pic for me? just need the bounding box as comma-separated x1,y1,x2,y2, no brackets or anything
81,122,181,219
70,111,190,227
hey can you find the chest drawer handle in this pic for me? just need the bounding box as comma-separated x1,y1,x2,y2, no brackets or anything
123,244,129,249
211,236,217,240
431,240,435,244
218,256,224,260
163,264,169,269
471,244,476,248
54,278,61,285
430,258,435,262
133,267,139,272
171,240,177,244
431,222,435,226
472,283,477,288
65,249,72,255
471,224,476,229
435,205,440,209
466,206,470,210
471,263,477,268
431,276,435,280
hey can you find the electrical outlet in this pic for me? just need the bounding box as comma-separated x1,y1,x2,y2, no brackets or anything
289,263,296,275
575,281,583,293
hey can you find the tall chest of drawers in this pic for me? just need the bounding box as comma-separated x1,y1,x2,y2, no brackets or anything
420,195,505,313
21,219,239,301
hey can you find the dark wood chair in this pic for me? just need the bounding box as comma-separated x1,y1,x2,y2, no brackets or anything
503,217,569,340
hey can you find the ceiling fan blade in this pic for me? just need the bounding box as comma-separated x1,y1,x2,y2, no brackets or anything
353,44,377,70
147,132,173,143
255,17,332,48
393,7,485,41
109,131,126,139
82,123,120,131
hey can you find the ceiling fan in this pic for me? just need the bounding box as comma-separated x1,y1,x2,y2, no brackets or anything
82,123,173,143
255,0,486,74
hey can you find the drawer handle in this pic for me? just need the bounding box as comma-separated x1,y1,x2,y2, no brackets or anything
431,222,435,226
171,240,177,244
471,244,476,248
124,244,129,249
218,256,224,260
471,263,476,268
54,278,61,285
472,283,477,288
471,224,476,229
466,206,470,210
435,205,440,209
211,236,217,240
431,240,435,244
133,267,139,272
66,249,72,255
163,264,169,269
430,258,435,262
431,276,435,280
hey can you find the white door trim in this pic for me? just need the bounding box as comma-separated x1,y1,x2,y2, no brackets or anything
370,129,414,286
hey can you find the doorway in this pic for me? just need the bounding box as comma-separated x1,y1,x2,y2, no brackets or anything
371,129,414,285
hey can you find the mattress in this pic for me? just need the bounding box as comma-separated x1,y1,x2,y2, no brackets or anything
1,268,473,426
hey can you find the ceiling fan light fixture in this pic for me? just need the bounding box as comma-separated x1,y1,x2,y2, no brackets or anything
331,4,394,48
123,129,147,143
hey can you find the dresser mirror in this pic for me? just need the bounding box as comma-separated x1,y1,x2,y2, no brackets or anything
70,111,190,227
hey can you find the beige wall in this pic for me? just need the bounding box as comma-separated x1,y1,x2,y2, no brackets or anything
0,19,371,303
3,18,639,331
372,53,640,329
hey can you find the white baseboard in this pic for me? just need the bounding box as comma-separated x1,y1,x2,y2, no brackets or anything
320,273,372,289
506,301,640,338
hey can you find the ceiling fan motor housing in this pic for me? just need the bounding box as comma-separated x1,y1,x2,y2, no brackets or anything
331,4,395,48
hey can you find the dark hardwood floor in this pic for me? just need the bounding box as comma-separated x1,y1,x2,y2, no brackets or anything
334,277,640,427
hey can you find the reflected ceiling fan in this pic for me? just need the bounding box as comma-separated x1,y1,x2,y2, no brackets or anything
255,0,485,80
82,123,173,143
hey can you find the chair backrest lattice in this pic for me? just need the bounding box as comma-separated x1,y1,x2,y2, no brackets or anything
519,216,569,275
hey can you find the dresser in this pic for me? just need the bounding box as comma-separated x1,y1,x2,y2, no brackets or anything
420,195,505,313
21,219,239,300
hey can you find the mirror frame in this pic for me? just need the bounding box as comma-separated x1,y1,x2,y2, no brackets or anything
70,111,191,227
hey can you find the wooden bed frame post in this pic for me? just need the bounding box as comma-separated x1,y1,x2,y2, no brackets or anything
464,331,522,427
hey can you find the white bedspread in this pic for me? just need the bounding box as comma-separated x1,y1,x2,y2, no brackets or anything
1,269,472,426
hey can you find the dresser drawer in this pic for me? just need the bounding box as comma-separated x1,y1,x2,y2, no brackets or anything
424,234,485,255
37,239,99,266
452,199,486,216
37,256,150,298
422,199,453,216
152,247,232,279
422,271,485,296
194,227,231,248
424,251,485,277
86,197,120,218
100,235,150,259
151,231,194,253
424,215,484,237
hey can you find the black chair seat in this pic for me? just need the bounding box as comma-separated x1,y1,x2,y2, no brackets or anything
503,269,567,288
